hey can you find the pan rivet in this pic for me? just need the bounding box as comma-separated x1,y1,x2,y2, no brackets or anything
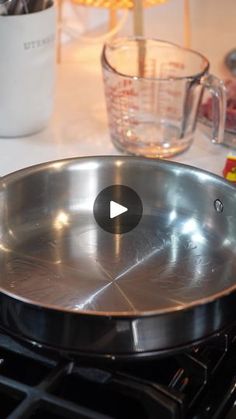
214,199,223,213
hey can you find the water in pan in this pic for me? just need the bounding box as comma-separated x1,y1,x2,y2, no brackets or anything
0,210,235,315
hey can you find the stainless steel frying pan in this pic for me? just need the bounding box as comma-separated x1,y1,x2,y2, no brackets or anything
0,156,236,360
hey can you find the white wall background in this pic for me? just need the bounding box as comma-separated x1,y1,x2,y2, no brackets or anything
62,0,236,78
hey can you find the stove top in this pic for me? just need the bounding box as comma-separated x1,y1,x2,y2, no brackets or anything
0,328,236,419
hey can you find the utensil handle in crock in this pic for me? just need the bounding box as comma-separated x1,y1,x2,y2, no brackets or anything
200,74,227,144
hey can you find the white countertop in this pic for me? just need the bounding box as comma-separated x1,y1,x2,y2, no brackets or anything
0,5,234,178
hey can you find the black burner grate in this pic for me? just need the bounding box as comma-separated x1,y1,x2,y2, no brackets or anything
0,329,235,419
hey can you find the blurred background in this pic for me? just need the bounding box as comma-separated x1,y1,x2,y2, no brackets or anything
59,0,235,79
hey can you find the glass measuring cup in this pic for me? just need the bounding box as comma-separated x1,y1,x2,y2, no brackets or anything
101,37,226,158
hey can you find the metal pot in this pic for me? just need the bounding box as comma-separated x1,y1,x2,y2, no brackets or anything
0,156,236,360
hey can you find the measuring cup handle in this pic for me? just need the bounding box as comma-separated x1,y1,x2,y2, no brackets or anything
200,74,227,144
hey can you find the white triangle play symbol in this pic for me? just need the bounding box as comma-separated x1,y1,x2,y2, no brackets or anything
110,201,128,219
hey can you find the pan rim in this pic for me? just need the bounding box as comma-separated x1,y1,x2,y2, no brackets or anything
0,281,236,318
0,154,233,187
0,155,235,319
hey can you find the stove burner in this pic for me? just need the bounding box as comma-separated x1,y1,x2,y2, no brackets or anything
0,328,236,418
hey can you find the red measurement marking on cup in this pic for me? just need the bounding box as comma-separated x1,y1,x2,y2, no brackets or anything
105,78,140,118
168,62,185,70
158,62,185,118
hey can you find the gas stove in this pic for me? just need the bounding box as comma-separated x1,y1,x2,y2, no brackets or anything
0,327,236,419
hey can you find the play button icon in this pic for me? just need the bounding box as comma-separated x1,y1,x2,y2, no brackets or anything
110,201,128,219
93,185,143,234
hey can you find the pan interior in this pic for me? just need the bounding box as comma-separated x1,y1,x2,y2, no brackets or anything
0,210,235,315
0,158,236,316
